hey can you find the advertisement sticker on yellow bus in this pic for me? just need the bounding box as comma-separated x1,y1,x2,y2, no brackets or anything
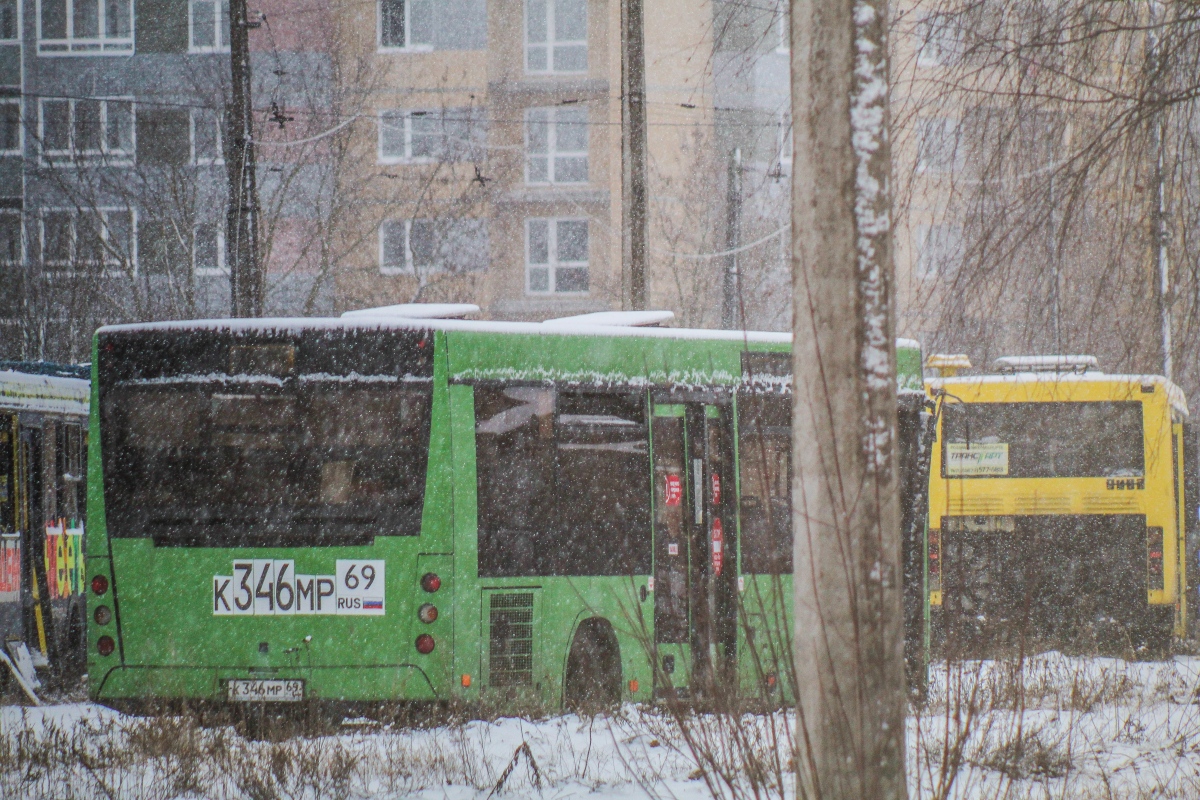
945,442,1009,476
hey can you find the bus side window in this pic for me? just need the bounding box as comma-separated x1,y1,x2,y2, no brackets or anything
475,386,651,577
554,391,651,575
738,393,792,574
57,423,85,524
476,386,557,577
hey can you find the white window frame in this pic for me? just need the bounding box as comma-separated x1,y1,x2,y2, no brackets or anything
525,0,587,75
525,217,588,295
193,223,227,276
39,207,137,276
914,222,962,279
0,98,21,156
524,106,588,185
915,116,961,174
776,0,788,53
36,0,134,55
379,219,427,275
378,110,433,164
188,0,230,53
916,12,963,68
190,108,223,165
0,210,23,265
377,0,434,53
777,109,792,171
38,96,135,165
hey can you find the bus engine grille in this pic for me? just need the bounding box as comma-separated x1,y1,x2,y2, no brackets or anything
489,593,534,687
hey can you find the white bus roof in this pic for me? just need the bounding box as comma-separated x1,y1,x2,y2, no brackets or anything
928,372,1188,417
99,315,924,351
0,370,89,417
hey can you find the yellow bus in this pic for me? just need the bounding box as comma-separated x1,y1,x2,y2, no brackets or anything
926,355,1193,657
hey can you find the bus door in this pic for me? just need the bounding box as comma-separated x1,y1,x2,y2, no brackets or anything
651,402,736,697
0,415,19,644
16,422,52,663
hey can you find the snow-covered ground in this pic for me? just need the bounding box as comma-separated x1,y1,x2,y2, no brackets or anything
4,654,1200,798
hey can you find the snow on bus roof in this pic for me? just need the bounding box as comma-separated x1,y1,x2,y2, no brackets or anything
928,372,1189,416
0,369,89,416
98,316,794,344
98,316,927,351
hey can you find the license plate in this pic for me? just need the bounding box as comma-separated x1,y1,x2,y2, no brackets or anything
227,679,304,702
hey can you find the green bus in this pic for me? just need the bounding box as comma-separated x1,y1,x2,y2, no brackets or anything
86,306,926,718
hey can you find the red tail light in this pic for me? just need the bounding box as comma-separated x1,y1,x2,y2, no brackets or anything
421,573,441,593
418,603,438,624
97,636,115,657
92,575,109,596
415,634,435,654
1148,527,1164,590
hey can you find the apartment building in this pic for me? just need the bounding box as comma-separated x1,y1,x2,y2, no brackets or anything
0,0,867,361
331,0,745,325
0,0,337,361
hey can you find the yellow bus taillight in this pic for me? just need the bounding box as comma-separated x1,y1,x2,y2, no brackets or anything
1148,527,1165,591
928,529,941,594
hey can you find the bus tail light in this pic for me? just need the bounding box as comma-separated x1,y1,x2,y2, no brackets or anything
93,606,112,626
928,530,941,593
1148,527,1165,590
92,575,109,596
418,603,438,624
415,634,435,654
97,636,115,657
421,573,441,593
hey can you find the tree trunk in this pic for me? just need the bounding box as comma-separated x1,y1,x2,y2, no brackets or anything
789,0,908,797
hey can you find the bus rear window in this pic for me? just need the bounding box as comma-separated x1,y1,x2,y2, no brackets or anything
99,328,434,547
941,401,1144,479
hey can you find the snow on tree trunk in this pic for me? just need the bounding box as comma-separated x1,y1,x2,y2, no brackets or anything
789,0,908,796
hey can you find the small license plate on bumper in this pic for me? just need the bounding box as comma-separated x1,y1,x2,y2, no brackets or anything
227,679,304,702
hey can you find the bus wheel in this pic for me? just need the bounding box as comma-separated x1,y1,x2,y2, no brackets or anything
563,618,621,713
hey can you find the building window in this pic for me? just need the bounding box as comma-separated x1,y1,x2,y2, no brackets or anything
380,219,433,275
778,110,792,169
526,218,587,294
189,0,229,52
191,108,222,164
38,0,133,54
526,0,586,74
914,222,962,278
379,0,433,51
378,109,475,163
916,117,961,173
40,98,134,162
0,100,19,154
380,217,488,275
917,12,963,68
193,223,225,275
40,208,136,275
776,0,788,53
0,212,21,263
525,106,587,184
0,0,18,40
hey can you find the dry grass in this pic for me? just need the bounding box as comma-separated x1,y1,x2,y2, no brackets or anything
5,654,1200,799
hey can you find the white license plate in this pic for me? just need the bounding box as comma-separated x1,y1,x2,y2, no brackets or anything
227,679,304,702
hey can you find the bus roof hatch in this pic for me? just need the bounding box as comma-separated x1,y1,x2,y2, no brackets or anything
341,303,481,320
992,355,1100,374
543,310,675,328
